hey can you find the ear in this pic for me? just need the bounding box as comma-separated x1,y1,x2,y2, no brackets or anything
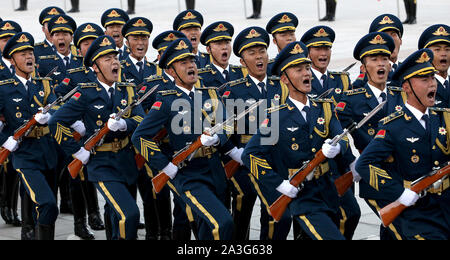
280,72,290,86
239,57,246,68
92,63,100,74
360,63,366,73
206,45,211,54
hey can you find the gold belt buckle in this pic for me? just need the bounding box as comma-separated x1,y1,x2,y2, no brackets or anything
35,127,44,138
111,140,122,153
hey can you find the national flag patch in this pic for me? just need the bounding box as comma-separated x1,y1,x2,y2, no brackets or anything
261,118,269,127
139,86,147,94
72,92,81,100
151,101,162,110
357,73,365,79
335,102,346,111
222,91,231,98
375,129,386,139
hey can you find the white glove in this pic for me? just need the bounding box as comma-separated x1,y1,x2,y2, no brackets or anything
107,114,127,132
321,139,341,159
226,147,244,165
276,180,299,198
350,160,362,182
34,111,51,125
397,188,419,207
70,120,86,137
2,136,19,152
73,147,90,165
162,162,178,179
200,133,220,146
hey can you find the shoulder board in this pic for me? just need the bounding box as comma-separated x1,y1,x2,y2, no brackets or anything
0,79,15,85
146,61,157,67
120,60,127,65
34,42,45,46
228,77,248,87
387,86,403,92
38,55,57,60
117,82,136,88
430,107,450,113
68,67,87,74
158,89,178,96
199,51,209,58
198,66,212,74
78,82,98,89
329,71,350,76
381,111,404,125
268,75,280,81
344,88,366,96
196,86,217,90
311,98,333,103
145,74,163,82
31,77,52,81
268,58,275,64
266,104,288,114
230,64,243,69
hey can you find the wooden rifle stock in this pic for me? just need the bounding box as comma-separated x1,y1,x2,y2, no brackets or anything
152,136,203,193
379,163,450,227
225,160,241,179
68,126,110,179
334,170,353,197
269,150,326,222
0,117,38,164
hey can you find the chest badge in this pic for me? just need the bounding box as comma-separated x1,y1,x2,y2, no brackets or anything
274,94,280,101
16,112,22,118
39,91,45,97
395,105,402,112
121,99,127,106
439,127,447,135
13,98,22,103
291,143,299,151
406,137,419,143
94,105,104,110
96,120,103,126
411,154,420,163
368,128,375,136
317,117,325,125
287,127,298,132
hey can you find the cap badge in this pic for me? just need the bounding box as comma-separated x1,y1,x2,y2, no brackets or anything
213,23,228,32
55,16,68,24
82,24,96,33
47,8,60,15
183,12,197,20
99,37,112,46
133,19,147,27
432,26,449,36
1,23,15,31
17,34,30,43
107,10,121,18
290,43,304,54
245,29,261,39
175,40,189,50
278,14,292,23
369,34,387,45
164,33,177,41
415,52,431,63
379,16,395,25
313,28,329,37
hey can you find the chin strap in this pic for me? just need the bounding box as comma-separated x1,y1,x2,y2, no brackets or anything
284,71,308,95
407,78,426,108
170,64,187,87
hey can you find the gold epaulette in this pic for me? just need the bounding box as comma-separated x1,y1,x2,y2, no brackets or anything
228,77,247,87
117,82,136,88
0,79,15,85
145,74,163,82
198,66,212,74
38,55,57,60
78,82,98,89
230,64,243,69
344,87,366,96
68,67,87,74
120,60,127,65
200,51,209,58
311,98,333,103
32,77,52,81
381,111,404,125
268,75,280,81
430,107,450,113
34,41,45,46
387,86,403,92
158,89,178,96
329,70,350,76
266,104,288,113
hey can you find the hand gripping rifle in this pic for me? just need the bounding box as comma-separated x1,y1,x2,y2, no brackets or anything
0,87,78,164
67,85,158,179
379,161,450,227
269,101,387,222
224,88,336,180
151,100,265,193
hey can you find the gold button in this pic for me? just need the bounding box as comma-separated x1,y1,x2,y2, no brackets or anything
310,135,313,139
98,115,101,118
412,149,416,153
31,104,34,107
435,161,439,166
16,106,20,110
292,138,296,141
312,148,316,152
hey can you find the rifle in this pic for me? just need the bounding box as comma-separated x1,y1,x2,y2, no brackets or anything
342,62,357,73
269,101,387,222
67,85,158,179
225,88,336,180
379,162,450,227
334,169,354,196
151,100,264,193
0,87,78,164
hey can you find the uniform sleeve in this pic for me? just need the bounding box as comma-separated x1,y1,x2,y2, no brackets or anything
355,127,405,201
131,95,171,171
241,117,284,192
48,89,87,155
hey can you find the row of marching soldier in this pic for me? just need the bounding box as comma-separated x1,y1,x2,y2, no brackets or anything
0,5,448,240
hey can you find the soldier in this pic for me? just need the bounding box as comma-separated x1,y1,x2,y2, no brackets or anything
301,25,352,102
336,32,406,240
301,25,359,240
132,38,235,240
247,0,262,20
0,20,22,228
49,35,146,240
173,10,210,69
68,0,80,13
356,48,449,239
121,17,157,85
37,14,82,87
319,0,337,22
34,7,67,58
222,26,289,240
1,32,59,240
101,8,130,61
242,41,350,240
418,24,450,109
15,0,27,11
55,22,106,239
402,0,417,24
353,14,404,89
265,12,298,76
198,21,246,91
